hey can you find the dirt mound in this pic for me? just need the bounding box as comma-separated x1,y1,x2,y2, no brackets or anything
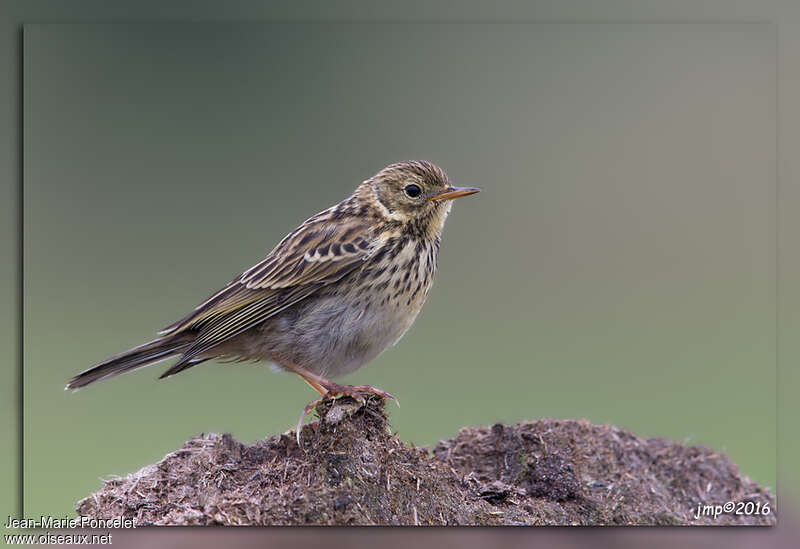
75,396,775,525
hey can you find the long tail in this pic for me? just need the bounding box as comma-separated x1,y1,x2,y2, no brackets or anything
66,335,192,389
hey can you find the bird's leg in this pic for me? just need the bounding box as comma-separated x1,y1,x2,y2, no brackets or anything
288,363,397,404
297,374,327,396
285,363,398,444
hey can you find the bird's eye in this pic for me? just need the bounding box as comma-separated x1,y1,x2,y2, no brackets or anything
403,184,422,198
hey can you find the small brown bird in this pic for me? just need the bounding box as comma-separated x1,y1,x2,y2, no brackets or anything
67,161,479,429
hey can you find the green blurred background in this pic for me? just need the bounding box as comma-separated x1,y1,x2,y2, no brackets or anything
23,23,775,517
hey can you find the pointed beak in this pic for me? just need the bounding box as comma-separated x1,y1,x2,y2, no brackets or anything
427,186,481,202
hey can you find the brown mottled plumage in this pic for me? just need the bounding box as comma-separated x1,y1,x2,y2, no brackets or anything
66,161,479,428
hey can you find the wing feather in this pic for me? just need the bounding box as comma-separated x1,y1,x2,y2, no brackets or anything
158,213,377,360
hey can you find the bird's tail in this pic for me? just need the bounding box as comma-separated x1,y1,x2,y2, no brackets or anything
65,335,191,389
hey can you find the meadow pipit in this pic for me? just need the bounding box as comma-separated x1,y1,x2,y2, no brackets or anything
67,161,479,432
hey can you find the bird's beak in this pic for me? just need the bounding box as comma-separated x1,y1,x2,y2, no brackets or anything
427,186,481,202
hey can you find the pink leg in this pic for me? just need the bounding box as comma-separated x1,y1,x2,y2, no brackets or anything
283,362,398,444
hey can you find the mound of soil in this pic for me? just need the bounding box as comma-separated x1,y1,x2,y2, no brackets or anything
75,396,775,525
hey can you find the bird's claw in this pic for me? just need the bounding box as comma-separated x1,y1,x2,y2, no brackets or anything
339,385,399,408
295,384,398,445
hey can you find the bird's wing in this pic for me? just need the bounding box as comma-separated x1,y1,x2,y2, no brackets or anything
158,213,378,362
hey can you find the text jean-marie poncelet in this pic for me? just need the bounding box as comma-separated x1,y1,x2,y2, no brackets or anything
5,515,136,529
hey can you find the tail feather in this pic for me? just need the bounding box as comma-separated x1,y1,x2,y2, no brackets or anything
158,356,208,380
66,335,191,389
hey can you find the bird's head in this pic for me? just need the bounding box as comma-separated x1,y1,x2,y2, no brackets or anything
359,160,479,237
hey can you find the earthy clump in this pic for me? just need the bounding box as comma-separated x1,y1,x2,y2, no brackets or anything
75,397,775,525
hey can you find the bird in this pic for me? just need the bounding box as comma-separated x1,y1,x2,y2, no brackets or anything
66,160,479,433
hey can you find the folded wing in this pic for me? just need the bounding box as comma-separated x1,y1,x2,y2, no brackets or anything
158,212,377,374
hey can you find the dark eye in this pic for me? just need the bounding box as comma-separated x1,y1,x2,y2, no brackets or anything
403,184,422,198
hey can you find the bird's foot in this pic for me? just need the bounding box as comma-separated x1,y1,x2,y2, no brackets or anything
321,382,399,407
295,383,398,445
